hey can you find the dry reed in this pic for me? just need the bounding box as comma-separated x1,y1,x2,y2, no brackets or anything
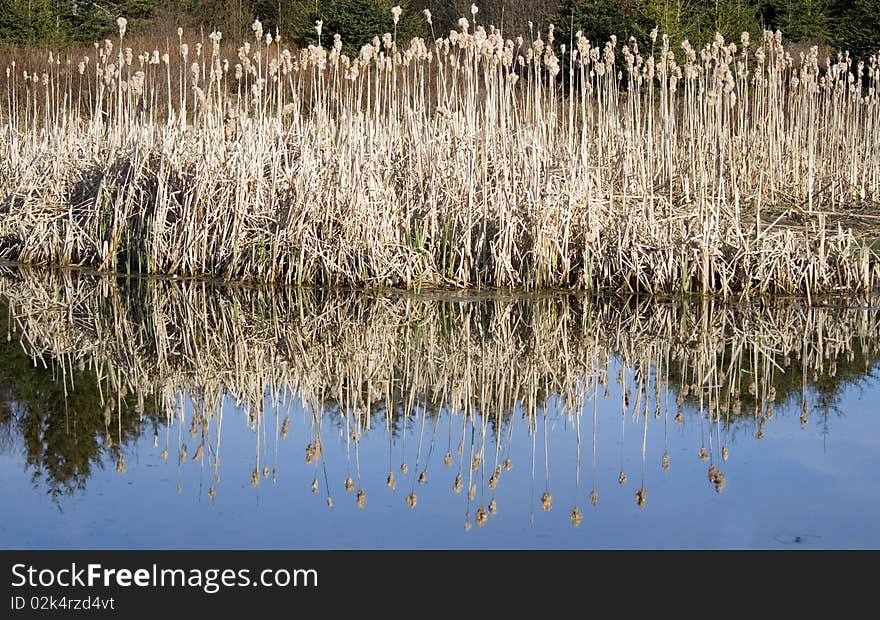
0,10,878,293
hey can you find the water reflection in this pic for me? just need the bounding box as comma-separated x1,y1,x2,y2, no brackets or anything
0,266,878,546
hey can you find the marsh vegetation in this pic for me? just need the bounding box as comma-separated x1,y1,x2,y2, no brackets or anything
0,9,879,293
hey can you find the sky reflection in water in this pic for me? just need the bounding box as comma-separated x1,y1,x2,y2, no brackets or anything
0,267,878,549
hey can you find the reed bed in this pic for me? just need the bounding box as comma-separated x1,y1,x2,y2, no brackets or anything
1,12,879,293
2,266,879,512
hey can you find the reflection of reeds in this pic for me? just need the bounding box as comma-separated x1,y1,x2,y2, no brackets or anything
2,266,879,517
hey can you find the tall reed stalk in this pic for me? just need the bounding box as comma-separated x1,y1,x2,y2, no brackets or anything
1,12,879,294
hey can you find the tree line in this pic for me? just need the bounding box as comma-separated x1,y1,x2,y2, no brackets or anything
1,1,878,60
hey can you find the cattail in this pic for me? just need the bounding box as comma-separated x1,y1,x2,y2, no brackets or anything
391,5,402,26
541,491,552,512
117,17,127,39
405,493,417,508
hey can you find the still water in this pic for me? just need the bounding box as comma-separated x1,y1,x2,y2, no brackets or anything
1,266,879,549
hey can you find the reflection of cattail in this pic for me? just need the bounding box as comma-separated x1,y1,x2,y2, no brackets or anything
208,486,216,501
386,472,396,489
618,471,627,484
476,506,488,526
488,499,497,515
263,466,269,478
161,449,168,461
661,453,670,470
116,455,126,474
311,478,319,493
406,493,417,508
471,454,481,470
400,463,408,474
326,497,333,508
722,446,729,461
443,451,453,466
153,431,159,448
464,521,472,532
503,459,512,471
541,491,553,511
698,446,708,461
344,477,354,492
453,473,463,493
636,488,647,508
250,467,259,486
179,444,187,462
468,483,477,500
418,471,427,485
193,445,204,462
571,507,583,527
280,417,290,438
674,411,683,424
356,489,366,508
590,490,599,506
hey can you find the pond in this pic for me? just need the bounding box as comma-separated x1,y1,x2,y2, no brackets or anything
1,266,879,549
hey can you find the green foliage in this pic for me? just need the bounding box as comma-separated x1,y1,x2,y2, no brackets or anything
765,0,832,41
553,0,761,50
831,0,880,60
280,0,426,57
0,0,157,47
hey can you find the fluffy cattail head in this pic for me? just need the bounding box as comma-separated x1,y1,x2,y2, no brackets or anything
117,17,127,39
391,5,402,26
